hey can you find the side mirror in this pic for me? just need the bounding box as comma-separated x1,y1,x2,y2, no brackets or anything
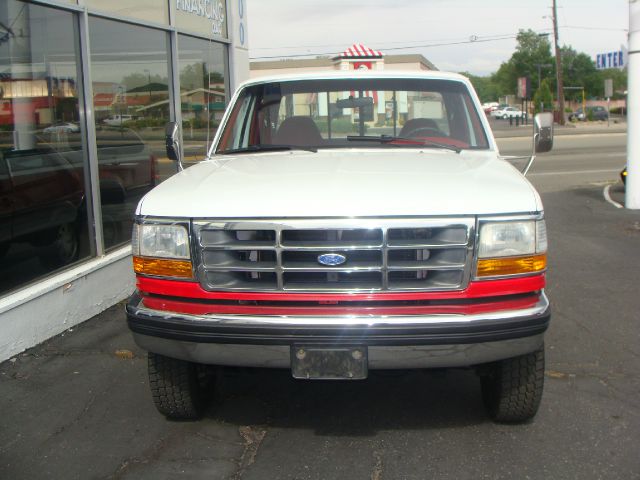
534,112,554,153
165,122,182,166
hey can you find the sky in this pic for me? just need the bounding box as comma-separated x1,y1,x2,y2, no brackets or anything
245,0,629,76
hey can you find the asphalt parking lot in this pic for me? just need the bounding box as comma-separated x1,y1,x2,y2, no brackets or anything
1,136,639,479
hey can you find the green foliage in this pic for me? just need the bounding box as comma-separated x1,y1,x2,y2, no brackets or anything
461,72,500,103
180,63,225,91
125,117,166,128
532,79,554,114
460,29,626,106
491,30,554,97
595,68,627,99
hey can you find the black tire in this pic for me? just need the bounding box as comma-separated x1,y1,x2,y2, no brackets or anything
38,222,80,269
148,352,210,420
480,346,545,423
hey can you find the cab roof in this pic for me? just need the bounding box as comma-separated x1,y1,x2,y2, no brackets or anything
238,70,471,89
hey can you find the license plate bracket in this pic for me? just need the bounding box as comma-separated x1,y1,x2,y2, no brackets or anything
291,345,368,380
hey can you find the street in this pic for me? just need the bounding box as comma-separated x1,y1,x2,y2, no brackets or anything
495,128,626,193
1,128,639,479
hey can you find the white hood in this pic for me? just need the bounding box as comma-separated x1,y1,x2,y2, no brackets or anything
137,149,542,218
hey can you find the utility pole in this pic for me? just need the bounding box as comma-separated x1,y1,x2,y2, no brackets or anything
552,0,566,125
627,0,640,209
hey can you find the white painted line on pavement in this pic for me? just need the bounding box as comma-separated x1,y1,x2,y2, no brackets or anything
528,168,620,176
603,184,624,209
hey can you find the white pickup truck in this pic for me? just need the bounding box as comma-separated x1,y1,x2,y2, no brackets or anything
126,71,554,422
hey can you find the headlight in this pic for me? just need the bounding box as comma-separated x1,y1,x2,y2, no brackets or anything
476,220,547,278
132,222,193,278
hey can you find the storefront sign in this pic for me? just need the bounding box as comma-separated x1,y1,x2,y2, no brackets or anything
517,76,531,99
596,50,625,70
175,0,226,37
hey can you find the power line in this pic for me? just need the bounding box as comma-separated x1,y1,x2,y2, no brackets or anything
563,25,628,32
249,33,526,60
250,32,531,51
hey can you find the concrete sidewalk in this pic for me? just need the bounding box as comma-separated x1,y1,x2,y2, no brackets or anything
1,186,639,479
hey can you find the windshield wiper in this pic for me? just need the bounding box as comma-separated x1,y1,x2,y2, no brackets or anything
346,135,461,153
220,144,317,154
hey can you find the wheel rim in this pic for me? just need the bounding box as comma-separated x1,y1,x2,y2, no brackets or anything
56,223,78,262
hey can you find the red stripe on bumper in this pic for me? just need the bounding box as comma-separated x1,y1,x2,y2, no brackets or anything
136,275,545,302
141,294,541,316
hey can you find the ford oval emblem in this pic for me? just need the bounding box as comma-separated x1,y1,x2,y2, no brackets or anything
317,253,347,266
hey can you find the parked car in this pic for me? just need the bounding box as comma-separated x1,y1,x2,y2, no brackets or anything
0,142,84,268
482,102,499,114
0,128,156,267
491,106,523,119
103,115,134,126
43,122,80,134
568,106,608,122
126,71,555,423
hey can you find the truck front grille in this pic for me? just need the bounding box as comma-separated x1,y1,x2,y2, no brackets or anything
193,218,475,293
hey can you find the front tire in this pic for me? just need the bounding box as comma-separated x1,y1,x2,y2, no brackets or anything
148,353,210,420
480,346,545,423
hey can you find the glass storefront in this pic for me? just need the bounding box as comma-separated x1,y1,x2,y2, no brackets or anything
88,17,171,250
0,1,90,294
177,34,227,165
0,0,230,297
85,0,169,25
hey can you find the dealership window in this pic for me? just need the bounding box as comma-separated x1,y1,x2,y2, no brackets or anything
88,17,171,250
177,34,227,165
0,1,91,296
84,0,169,25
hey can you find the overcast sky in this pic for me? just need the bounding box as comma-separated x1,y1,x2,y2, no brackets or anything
246,0,629,75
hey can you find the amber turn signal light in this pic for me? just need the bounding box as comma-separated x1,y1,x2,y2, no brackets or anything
476,254,547,277
133,256,193,278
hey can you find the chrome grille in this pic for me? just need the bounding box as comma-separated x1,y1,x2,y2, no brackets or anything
193,218,475,293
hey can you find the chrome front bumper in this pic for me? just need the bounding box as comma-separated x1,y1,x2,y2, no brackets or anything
126,292,550,369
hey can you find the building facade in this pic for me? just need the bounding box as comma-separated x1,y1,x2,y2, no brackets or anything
250,44,437,78
0,0,249,361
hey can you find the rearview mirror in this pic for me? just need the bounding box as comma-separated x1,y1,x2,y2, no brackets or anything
165,122,181,161
335,97,374,109
534,112,553,153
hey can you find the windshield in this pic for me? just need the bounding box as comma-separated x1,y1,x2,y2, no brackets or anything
215,78,489,154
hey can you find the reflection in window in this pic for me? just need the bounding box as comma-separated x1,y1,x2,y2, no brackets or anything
88,17,170,250
177,35,227,165
0,1,90,297
84,0,168,25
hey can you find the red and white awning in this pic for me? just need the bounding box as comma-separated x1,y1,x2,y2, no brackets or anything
338,43,383,59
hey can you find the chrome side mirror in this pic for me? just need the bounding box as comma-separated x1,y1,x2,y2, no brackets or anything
165,121,183,170
534,112,554,153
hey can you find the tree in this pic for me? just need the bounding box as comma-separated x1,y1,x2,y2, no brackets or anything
533,79,554,114
492,30,554,97
595,68,627,99
560,46,599,102
460,72,500,103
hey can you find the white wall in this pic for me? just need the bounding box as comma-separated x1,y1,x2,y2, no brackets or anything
0,247,134,362
228,0,250,92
